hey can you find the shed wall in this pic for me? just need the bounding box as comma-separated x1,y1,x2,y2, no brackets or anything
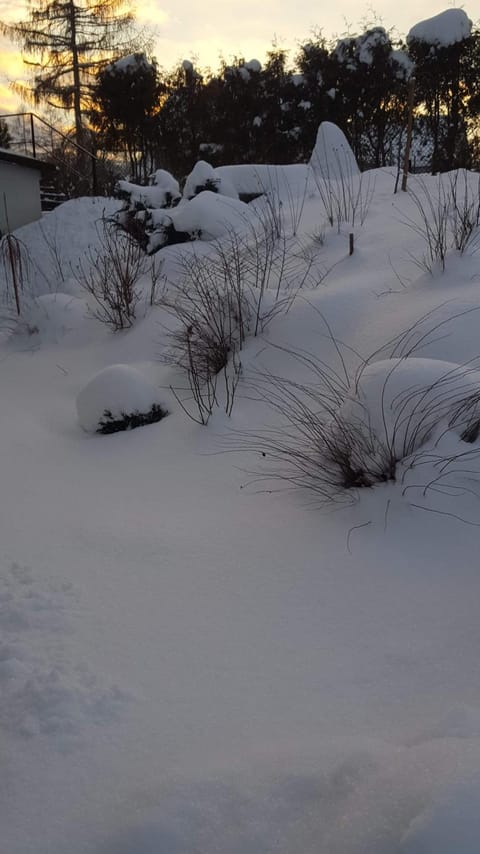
0,161,42,235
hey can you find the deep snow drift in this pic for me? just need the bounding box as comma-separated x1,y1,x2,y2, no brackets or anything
3,165,480,853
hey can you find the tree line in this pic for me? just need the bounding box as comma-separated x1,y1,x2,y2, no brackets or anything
2,2,480,188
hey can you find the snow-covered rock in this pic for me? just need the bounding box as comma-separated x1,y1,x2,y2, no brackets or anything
309,121,359,182
76,364,163,433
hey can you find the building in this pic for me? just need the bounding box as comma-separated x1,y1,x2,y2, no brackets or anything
0,148,55,236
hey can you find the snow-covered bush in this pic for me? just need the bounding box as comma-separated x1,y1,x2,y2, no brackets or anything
146,192,254,253
182,160,238,200
116,170,181,212
76,364,168,433
241,340,480,504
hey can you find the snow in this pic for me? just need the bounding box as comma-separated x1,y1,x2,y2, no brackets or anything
76,364,164,432
309,120,359,181
400,774,480,852
407,9,472,47
5,167,480,853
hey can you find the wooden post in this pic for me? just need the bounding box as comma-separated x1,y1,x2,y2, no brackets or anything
402,76,416,192
349,233,354,255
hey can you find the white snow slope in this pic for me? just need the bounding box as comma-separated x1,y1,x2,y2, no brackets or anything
3,169,480,853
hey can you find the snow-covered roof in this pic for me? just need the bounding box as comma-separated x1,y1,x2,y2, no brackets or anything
407,8,472,47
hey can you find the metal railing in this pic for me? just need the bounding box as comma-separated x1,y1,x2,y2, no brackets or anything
0,111,98,194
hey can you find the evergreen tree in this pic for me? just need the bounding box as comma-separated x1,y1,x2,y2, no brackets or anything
91,53,163,180
407,10,476,171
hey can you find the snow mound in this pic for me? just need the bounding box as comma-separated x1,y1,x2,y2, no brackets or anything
214,163,309,199
10,197,122,298
76,364,163,433
407,9,472,47
23,293,88,342
309,121,359,181
401,773,480,853
339,357,480,461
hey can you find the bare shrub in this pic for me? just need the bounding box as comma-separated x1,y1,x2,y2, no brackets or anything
446,170,480,253
309,148,375,232
159,213,326,423
399,171,480,274
0,232,30,317
74,219,148,330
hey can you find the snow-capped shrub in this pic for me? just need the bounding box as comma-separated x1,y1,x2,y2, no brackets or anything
332,357,480,483
76,364,167,433
116,173,181,211
147,192,254,253
183,160,239,200
241,346,480,504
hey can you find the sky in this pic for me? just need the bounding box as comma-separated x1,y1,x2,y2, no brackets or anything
0,1,470,114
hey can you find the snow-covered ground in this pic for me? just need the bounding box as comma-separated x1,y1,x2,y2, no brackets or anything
3,166,480,853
